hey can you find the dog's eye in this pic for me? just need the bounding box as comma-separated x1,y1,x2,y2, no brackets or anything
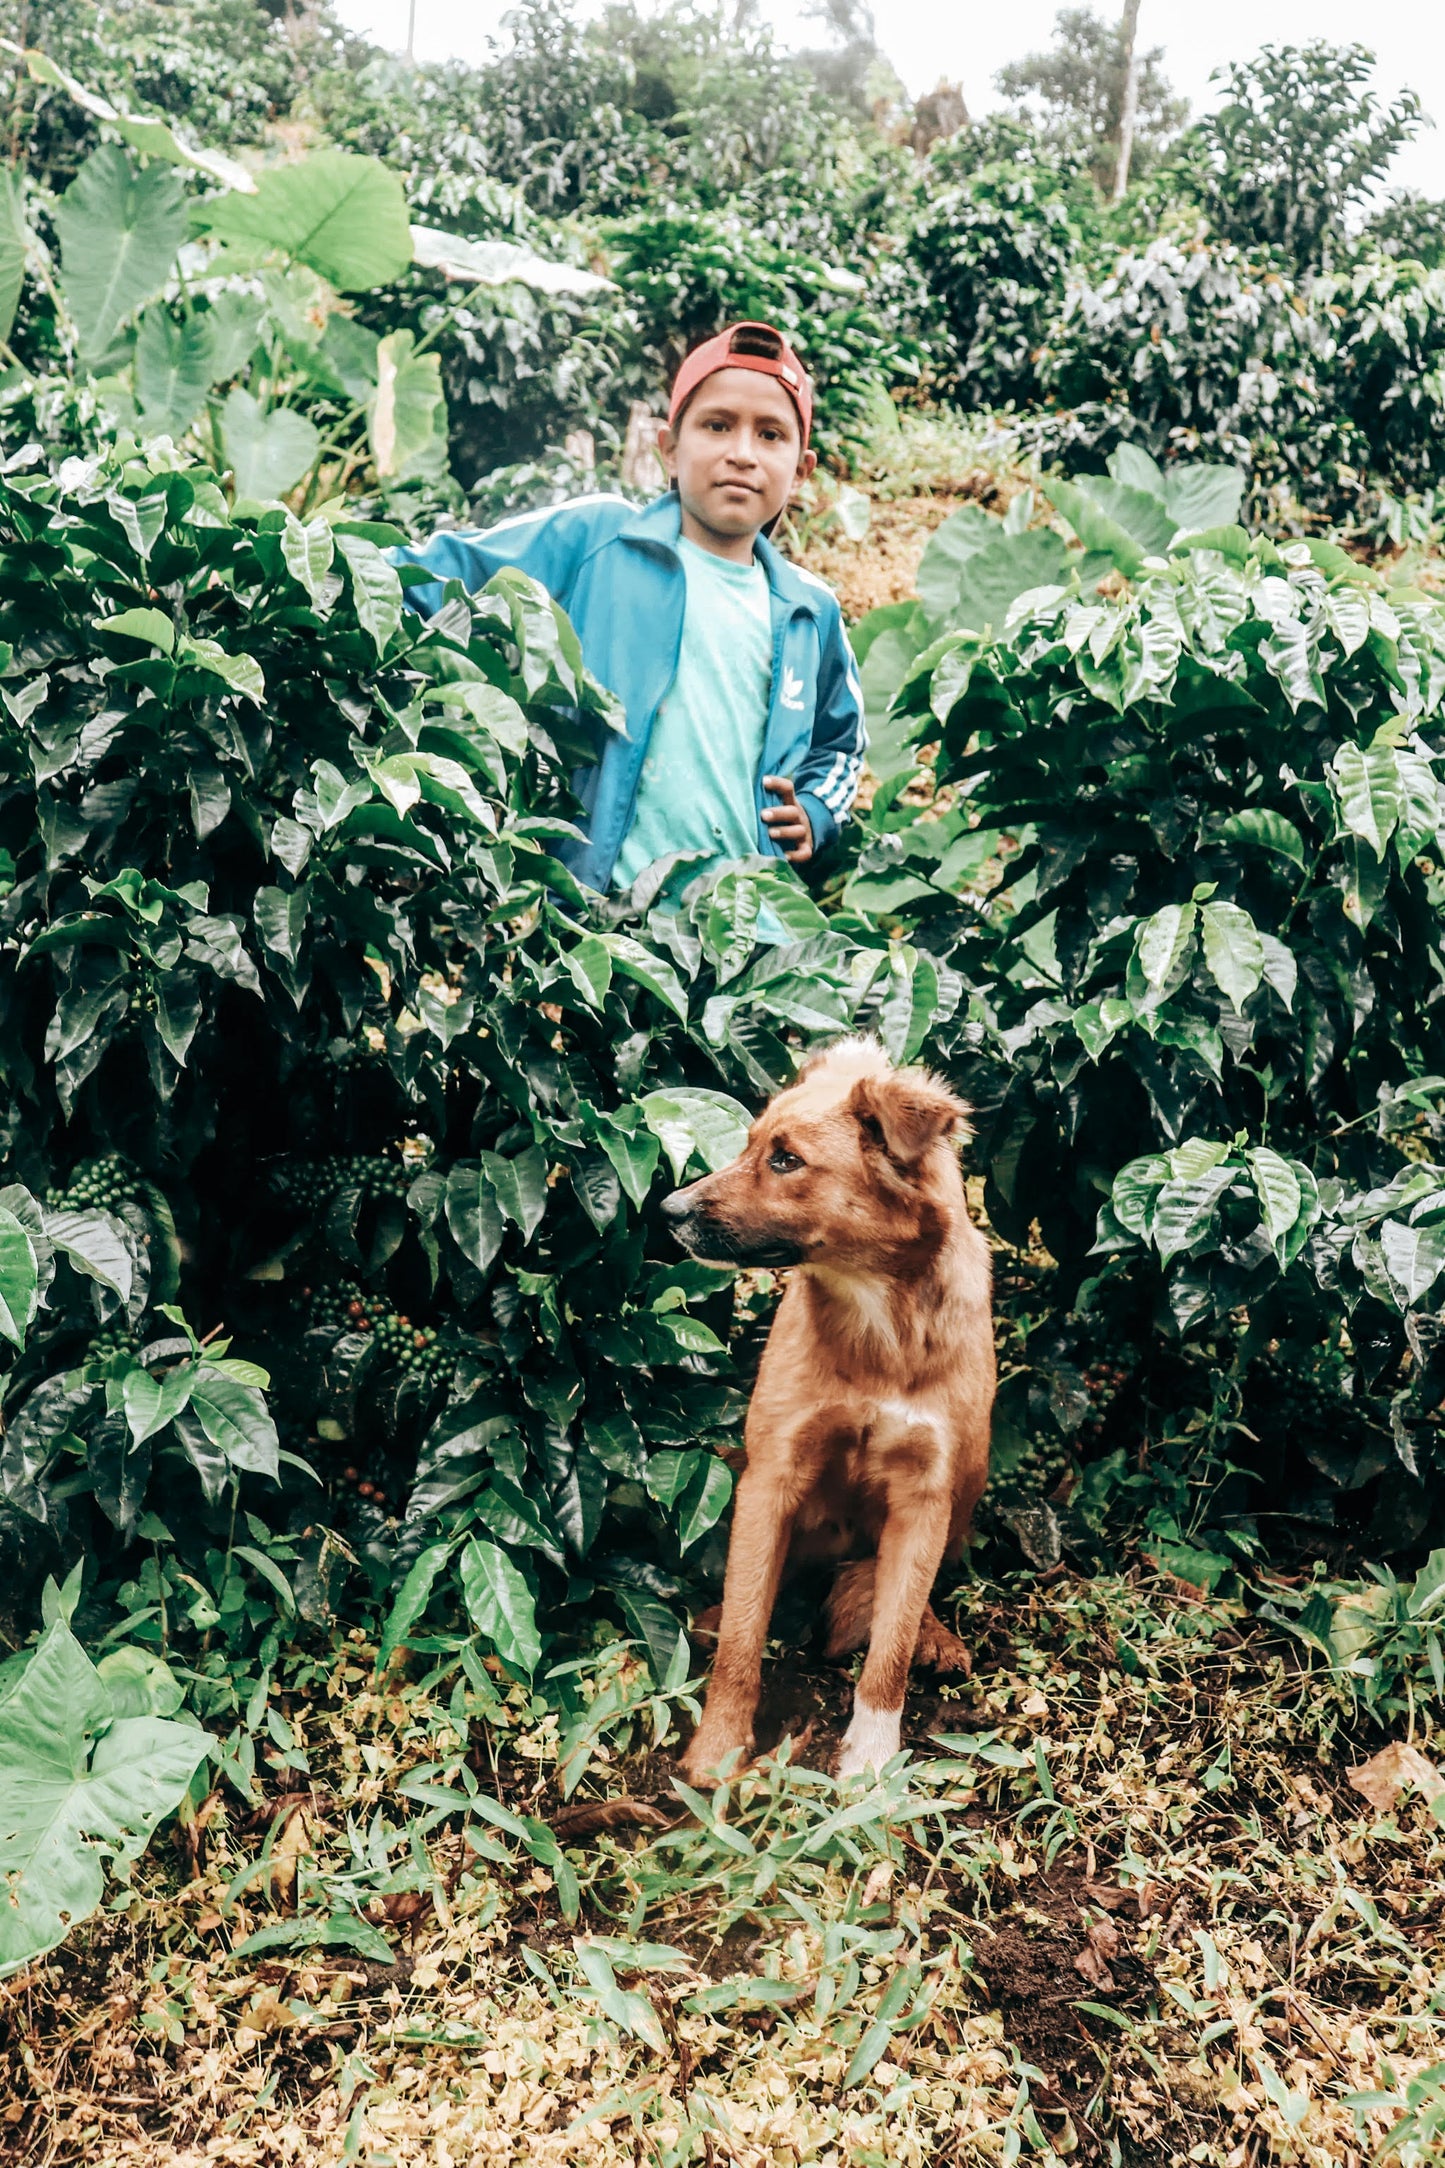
769,1147,803,1174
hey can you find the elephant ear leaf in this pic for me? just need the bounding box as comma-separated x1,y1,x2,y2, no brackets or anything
0,169,33,351
55,145,188,360
0,1617,211,1977
197,151,412,291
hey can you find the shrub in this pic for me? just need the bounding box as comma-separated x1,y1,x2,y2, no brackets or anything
910,151,1091,412
883,519,1445,1552
1033,238,1445,524
14,0,321,189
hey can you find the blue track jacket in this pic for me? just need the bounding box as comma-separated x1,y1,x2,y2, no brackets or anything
394,492,866,894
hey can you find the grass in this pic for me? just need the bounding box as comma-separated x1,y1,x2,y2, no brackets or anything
5,1567,1445,2167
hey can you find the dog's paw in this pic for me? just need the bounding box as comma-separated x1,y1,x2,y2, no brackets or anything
914,1609,972,1674
679,1735,752,1788
834,1698,902,1784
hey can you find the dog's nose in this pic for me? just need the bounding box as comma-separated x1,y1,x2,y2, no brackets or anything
661,1189,694,1223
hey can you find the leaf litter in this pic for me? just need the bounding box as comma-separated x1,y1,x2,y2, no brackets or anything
4,1568,1445,2165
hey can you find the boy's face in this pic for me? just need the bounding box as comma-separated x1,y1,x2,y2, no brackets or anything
660,368,817,544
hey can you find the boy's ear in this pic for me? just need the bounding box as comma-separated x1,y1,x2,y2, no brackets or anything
656,423,680,480
797,447,818,483
848,1068,970,1167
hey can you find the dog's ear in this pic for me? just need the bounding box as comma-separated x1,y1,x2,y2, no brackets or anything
848,1068,970,1166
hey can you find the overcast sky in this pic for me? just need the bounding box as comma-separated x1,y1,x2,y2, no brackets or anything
333,0,1445,197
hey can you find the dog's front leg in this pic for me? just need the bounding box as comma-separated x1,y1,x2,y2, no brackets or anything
681,1467,796,1785
836,1498,951,1782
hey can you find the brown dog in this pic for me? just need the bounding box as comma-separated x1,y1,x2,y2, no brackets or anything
662,1036,995,1783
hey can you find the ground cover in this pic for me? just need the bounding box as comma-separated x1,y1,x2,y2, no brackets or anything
4,1567,1443,2168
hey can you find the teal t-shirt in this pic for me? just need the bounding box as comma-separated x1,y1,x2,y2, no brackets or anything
613,536,773,894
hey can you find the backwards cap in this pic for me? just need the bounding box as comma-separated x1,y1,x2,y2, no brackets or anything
668,322,813,446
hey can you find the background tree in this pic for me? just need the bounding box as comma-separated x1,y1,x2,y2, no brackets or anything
1181,42,1423,272
995,4,1187,193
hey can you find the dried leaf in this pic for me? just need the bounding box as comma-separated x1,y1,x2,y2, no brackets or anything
550,1797,676,1840
1347,1741,1445,1813
1073,1914,1121,1989
862,1862,894,1907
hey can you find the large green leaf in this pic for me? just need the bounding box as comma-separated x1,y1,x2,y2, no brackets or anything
0,1617,211,1977
1132,902,1196,1008
410,225,613,296
1200,901,1264,1014
1330,741,1401,859
1044,479,1147,577
42,1208,133,1306
1074,476,1179,558
601,934,689,1022
479,1146,549,1243
55,146,188,361
199,152,412,292
375,1542,455,1674
915,504,998,624
120,1360,195,1446
444,1161,506,1273
640,1089,750,1181
677,1456,733,1551
1161,464,1244,533
953,531,1070,632
1246,1147,1303,1261
1380,1219,1445,1309
221,388,319,501
0,168,32,349
134,304,215,436
368,331,447,481
460,1539,542,1676
188,1367,279,1479
337,535,403,657
204,290,268,381
1152,1143,1235,1265
858,624,927,781
0,1205,39,1349
1218,808,1306,866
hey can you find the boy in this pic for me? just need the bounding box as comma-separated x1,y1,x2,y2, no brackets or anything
394,322,865,896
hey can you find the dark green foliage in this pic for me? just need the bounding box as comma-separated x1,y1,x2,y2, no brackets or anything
0,443,958,1675
14,0,331,190
886,517,1445,1546
910,142,1096,411
1034,243,1445,525
314,0,861,224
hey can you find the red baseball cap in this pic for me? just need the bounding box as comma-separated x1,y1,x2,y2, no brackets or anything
668,322,813,447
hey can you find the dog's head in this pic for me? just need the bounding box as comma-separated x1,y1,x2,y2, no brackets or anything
662,1038,970,1271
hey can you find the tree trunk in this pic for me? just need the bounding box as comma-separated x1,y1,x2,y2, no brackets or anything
1112,0,1143,203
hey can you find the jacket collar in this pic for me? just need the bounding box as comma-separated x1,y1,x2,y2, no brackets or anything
621,492,823,616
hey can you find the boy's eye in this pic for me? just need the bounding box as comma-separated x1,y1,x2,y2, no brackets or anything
769,1147,803,1174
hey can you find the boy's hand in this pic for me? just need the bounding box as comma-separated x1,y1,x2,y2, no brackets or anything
762,776,814,864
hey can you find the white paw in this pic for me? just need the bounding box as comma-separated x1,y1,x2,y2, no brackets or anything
836,1696,902,1782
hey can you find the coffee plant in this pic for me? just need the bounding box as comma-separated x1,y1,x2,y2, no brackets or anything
879,505,1445,1555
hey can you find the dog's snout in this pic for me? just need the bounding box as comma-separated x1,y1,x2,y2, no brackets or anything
661,1188,696,1223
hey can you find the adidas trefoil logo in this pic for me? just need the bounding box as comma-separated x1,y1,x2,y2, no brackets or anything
780,666,805,711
